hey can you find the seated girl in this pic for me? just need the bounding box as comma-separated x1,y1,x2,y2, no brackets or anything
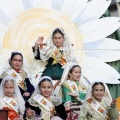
24,76,67,120
78,81,119,120
32,27,74,83
0,52,35,101
0,76,25,120
61,62,87,120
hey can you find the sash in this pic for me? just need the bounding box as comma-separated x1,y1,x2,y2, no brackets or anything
32,94,54,113
52,49,67,66
6,69,26,90
87,98,109,120
3,97,19,120
63,80,79,94
78,83,87,93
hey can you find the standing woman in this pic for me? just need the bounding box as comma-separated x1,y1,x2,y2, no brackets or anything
0,52,35,101
32,27,75,85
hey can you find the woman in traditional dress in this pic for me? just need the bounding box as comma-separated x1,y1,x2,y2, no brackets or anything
32,27,75,85
0,76,25,120
78,81,119,120
60,62,88,120
0,52,35,101
24,76,67,120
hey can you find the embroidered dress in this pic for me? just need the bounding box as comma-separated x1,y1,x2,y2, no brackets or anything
0,96,20,120
24,76,67,120
0,76,25,120
78,82,119,120
32,28,75,83
24,94,67,120
62,80,86,120
40,47,66,80
78,97,119,120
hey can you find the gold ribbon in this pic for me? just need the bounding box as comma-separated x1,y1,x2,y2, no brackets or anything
52,49,67,66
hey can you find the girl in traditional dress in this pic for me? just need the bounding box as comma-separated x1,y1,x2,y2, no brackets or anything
0,76,25,120
32,27,74,85
24,76,67,120
0,52,35,101
78,81,119,120
61,62,88,120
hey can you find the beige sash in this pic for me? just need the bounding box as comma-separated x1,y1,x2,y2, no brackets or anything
3,96,19,113
52,49,67,66
33,94,54,112
87,98,109,120
6,69,26,90
63,80,79,94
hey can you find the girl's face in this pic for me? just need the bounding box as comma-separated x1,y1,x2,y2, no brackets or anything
69,67,81,82
52,33,64,48
10,55,23,70
4,81,15,97
39,81,53,98
92,84,105,102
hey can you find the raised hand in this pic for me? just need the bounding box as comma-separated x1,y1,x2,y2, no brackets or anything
64,102,71,111
35,36,44,45
23,92,30,97
110,99,116,107
35,36,46,49
26,108,35,119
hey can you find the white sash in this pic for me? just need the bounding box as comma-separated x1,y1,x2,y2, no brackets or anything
33,94,54,112
64,80,79,93
87,98,109,120
6,69,26,90
3,96,19,113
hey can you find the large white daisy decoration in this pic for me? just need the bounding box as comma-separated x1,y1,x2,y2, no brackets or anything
0,0,120,84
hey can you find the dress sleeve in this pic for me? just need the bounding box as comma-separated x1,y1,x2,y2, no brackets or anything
25,78,35,96
24,102,41,119
79,92,86,100
55,103,67,120
78,106,91,120
62,85,71,103
108,106,119,119
32,47,41,60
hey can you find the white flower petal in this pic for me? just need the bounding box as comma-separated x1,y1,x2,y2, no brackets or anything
79,17,120,43
60,0,87,21
76,0,111,25
0,0,120,86
0,10,10,25
84,38,120,62
82,56,120,84
51,0,64,11
80,17,120,33
30,0,52,8
21,0,33,9
0,0,24,20
0,23,6,47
